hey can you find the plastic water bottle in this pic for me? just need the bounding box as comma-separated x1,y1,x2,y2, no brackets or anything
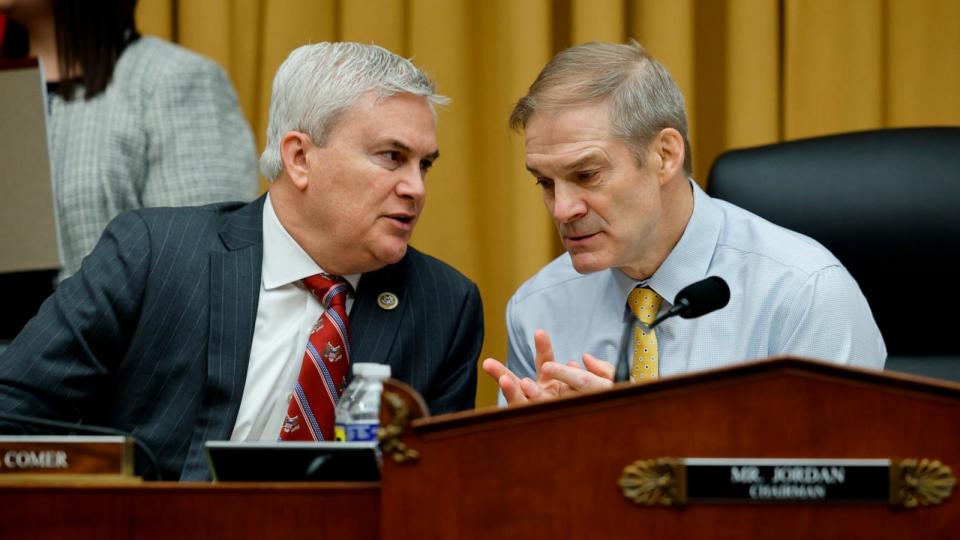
334,363,391,442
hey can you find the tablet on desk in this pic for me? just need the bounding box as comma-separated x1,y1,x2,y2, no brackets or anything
204,440,381,482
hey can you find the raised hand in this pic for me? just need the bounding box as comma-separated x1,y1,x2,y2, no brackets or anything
483,329,616,405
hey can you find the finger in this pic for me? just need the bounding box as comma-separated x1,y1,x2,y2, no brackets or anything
541,361,613,392
533,330,556,372
522,377,574,402
542,360,585,396
519,378,546,401
483,359,528,405
499,373,528,405
542,379,574,398
582,353,615,381
481,358,510,381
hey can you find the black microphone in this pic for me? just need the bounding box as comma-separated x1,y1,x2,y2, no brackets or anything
649,276,730,329
614,276,731,382
0,411,163,481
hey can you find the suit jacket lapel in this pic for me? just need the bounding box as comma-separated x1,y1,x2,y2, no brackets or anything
181,197,265,480
350,257,409,375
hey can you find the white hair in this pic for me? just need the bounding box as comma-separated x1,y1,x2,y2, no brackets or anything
259,42,449,180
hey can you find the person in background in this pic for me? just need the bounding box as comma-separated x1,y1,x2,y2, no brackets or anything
483,41,885,405
0,0,258,279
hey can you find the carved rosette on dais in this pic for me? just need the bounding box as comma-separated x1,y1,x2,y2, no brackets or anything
618,458,686,506
891,458,956,508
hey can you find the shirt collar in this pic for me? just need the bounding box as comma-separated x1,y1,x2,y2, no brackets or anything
618,179,723,305
261,194,362,292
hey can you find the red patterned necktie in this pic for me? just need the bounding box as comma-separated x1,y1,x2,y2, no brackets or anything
279,274,352,441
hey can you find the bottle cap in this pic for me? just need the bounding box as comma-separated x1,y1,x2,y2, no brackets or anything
352,362,391,380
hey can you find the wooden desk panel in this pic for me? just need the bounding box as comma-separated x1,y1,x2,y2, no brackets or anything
381,358,960,539
0,482,379,539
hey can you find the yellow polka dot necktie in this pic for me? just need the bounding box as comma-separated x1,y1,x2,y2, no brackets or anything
628,287,662,382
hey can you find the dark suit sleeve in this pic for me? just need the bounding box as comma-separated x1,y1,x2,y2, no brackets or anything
0,211,151,428
424,281,483,414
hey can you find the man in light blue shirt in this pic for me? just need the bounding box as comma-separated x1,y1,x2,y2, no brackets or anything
483,41,885,405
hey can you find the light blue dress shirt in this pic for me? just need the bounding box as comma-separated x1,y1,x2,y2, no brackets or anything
505,181,887,386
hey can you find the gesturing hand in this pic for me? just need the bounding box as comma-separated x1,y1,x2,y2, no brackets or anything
482,329,615,405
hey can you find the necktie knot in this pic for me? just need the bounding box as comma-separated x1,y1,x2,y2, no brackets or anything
628,286,662,325
302,273,350,309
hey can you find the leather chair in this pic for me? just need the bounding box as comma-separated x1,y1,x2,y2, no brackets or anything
706,127,960,381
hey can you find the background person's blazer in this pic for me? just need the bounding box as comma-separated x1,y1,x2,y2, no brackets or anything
0,197,483,480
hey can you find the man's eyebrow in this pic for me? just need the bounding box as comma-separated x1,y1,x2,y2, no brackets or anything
387,140,439,161
525,153,603,176
564,154,603,171
386,140,413,153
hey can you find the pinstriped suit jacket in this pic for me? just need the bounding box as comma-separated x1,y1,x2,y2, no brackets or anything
0,197,483,480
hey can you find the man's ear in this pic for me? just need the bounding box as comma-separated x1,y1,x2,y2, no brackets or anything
654,127,685,183
279,131,314,191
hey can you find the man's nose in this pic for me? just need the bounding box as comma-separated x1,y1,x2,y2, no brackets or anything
397,164,426,202
551,183,587,223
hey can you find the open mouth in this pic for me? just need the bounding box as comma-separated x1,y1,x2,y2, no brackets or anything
386,214,415,225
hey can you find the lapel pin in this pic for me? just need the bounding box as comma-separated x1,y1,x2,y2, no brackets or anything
377,292,399,310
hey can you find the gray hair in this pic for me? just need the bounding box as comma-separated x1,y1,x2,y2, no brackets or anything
510,40,692,174
260,42,448,180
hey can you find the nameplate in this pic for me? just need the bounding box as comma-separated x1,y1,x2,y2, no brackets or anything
619,457,956,508
0,436,135,482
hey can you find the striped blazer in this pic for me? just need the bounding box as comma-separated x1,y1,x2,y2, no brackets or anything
0,197,483,480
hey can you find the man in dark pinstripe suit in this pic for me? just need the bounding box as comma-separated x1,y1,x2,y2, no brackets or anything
0,42,483,480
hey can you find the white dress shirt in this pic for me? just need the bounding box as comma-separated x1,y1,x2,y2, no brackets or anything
230,194,360,441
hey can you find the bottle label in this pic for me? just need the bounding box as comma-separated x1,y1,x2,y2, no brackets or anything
334,421,379,442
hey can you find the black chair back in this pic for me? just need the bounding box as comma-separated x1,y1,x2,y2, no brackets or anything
706,128,960,377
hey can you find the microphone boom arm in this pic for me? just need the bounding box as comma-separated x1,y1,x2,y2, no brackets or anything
649,298,690,330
